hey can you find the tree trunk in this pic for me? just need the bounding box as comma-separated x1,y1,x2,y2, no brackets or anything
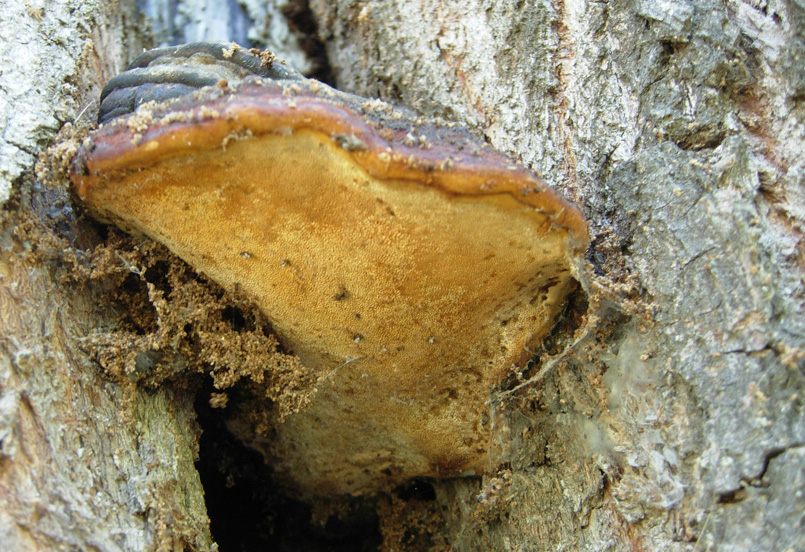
1,0,802,551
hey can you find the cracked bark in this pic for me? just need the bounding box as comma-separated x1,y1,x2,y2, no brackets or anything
1,0,803,550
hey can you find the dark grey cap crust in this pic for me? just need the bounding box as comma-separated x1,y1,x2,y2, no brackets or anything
98,42,303,124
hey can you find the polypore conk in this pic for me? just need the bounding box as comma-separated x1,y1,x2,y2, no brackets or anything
70,42,589,496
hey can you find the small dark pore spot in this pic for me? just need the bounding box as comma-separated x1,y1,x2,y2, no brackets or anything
375,198,396,217
334,285,350,301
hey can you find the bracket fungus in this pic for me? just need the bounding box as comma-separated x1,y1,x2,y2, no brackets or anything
70,43,589,496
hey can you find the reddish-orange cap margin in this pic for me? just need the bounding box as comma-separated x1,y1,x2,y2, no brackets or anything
72,79,589,253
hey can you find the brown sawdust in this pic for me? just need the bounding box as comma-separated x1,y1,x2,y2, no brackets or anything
78,233,317,421
31,126,319,422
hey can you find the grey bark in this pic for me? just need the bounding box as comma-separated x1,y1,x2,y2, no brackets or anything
0,1,216,550
1,0,803,551
310,1,805,549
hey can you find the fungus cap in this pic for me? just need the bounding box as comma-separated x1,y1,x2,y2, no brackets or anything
71,43,589,496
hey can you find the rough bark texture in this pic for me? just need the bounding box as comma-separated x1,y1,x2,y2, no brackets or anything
0,1,215,550
310,1,805,549
1,0,803,551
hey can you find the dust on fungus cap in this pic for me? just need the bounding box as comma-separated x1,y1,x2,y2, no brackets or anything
71,42,589,497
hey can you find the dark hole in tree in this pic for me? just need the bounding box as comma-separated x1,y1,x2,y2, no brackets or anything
394,479,436,502
194,380,382,551
280,0,333,84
